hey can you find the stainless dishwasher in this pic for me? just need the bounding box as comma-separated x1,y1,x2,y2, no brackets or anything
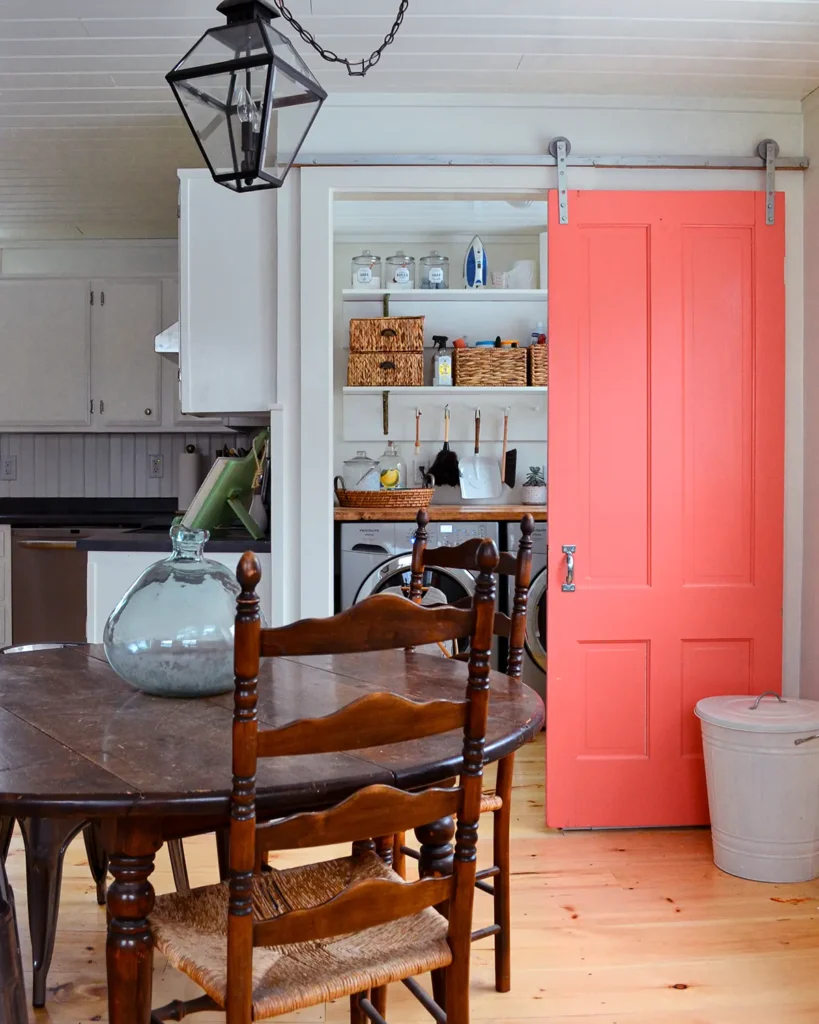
10,528,126,644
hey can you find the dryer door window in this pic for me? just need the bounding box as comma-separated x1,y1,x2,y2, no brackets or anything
355,555,476,652
525,569,547,670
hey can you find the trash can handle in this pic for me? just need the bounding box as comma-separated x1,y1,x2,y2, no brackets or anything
749,691,787,710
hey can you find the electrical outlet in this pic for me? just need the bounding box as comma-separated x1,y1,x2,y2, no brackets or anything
1,456,16,481
149,454,163,479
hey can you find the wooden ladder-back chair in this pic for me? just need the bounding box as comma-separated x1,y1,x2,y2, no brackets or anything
394,508,535,994
149,539,500,1024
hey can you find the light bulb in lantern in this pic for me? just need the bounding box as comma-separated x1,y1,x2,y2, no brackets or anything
235,82,261,132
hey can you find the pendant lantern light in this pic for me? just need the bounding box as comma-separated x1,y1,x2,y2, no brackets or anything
167,0,409,192
166,0,326,192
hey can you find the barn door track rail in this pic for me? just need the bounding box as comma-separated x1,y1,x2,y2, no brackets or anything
297,138,806,225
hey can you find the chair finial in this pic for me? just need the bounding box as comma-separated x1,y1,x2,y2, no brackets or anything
237,551,262,592
520,513,535,537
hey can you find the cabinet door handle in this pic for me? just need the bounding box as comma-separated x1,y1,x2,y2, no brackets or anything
99,399,104,414
144,408,152,416
90,399,94,414
100,290,105,306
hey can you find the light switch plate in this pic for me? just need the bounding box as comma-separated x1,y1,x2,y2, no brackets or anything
1,456,16,481
149,454,163,479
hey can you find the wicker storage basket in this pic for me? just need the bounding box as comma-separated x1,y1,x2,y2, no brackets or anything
528,344,548,386
334,478,434,508
454,347,527,387
349,316,424,353
347,352,424,387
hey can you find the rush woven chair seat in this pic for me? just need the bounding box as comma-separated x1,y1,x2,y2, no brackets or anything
150,541,500,1024
394,508,535,995
152,852,450,1019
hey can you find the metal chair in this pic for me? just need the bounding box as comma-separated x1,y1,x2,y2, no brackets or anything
0,849,28,1024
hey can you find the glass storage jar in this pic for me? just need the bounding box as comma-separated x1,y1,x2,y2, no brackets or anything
386,250,415,290
342,450,380,491
420,250,449,289
103,526,247,698
351,249,381,290
379,441,405,490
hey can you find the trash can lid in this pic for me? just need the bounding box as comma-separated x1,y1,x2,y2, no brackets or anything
695,693,819,733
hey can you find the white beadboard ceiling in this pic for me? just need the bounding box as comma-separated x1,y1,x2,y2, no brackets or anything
1,0,817,238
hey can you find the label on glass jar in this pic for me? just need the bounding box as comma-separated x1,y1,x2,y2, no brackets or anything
356,266,373,284
428,267,444,284
394,266,411,284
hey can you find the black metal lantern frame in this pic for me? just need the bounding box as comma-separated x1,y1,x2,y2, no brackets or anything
166,0,327,192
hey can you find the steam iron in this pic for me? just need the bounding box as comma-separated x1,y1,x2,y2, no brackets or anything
464,235,487,288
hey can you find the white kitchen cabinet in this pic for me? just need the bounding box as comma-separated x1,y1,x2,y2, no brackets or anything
178,171,277,415
91,279,162,429
0,278,91,428
159,276,221,429
0,526,10,648
86,549,272,643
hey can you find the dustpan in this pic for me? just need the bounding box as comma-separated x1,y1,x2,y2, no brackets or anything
459,410,502,500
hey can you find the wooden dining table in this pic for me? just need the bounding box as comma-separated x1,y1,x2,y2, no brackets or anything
0,643,544,1024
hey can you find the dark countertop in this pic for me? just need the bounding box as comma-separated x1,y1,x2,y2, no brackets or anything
77,528,270,554
0,498,179,528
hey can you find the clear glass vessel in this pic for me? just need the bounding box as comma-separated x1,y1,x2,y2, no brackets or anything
420,250,449,289
386,250,416,290
103,526,243,698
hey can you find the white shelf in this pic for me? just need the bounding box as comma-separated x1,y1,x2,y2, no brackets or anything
341,288,547,303
343,386,547,395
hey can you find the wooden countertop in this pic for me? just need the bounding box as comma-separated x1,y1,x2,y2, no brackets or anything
334,504,547,522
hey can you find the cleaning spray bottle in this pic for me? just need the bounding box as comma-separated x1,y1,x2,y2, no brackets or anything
432,335,453,387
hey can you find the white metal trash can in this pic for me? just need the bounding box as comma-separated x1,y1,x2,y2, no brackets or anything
695,692,819,883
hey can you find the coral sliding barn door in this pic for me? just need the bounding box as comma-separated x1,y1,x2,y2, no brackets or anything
546,191,785,828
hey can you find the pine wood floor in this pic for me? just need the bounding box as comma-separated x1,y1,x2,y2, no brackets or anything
6,733,819,1022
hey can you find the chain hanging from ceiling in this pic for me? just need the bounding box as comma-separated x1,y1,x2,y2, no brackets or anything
269,0,410,76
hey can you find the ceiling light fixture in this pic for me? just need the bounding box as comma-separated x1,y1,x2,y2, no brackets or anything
166,0,409,192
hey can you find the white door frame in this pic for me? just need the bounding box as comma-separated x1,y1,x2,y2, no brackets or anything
298,165,552,619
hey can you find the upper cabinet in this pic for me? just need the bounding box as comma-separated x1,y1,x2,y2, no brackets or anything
0,275,205,432
178,172,277,415
0,279,91,428
91,279,162,429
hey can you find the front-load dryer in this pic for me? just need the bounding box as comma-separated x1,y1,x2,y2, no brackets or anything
340,520,499,609
507,519,547,701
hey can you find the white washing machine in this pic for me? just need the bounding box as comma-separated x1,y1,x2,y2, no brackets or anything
507,519,547,700
340,520,500,610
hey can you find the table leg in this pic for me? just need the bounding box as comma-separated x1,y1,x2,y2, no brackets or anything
17,815,87,1008
0,816,13,863
83,823,110,907
105,821,162,1024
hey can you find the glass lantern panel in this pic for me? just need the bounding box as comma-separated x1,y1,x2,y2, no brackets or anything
175,21,269,71
260,65,322,184
176,64,272,180
260,20,321,86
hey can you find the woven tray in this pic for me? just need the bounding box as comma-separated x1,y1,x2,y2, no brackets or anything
454,347,527,387
528,344,548,386
334,479,434,508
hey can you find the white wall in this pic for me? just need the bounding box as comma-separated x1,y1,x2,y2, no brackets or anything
802,94,819,700
0,431,251,500
0,239,177,278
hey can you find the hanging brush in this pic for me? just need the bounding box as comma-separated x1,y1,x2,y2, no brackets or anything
428,405,460,486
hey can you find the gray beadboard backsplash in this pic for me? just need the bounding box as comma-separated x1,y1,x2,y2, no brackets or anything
0,433,252,499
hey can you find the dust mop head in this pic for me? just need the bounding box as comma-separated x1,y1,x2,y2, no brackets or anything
428,448,460,486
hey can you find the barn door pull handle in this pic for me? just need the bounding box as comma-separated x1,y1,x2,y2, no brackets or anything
749,691,786,710
562,545,576,592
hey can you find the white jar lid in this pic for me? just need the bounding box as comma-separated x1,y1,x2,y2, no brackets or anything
695,693,819,733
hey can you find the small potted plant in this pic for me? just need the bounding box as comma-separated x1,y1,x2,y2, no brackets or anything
522,466,547,506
